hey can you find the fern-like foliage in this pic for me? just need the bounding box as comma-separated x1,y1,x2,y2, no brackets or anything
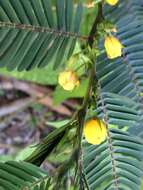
96,92,139,127
83,1,143,190
0,161,50,190
83,129,143,190
0,0,83,71
96,0,143,134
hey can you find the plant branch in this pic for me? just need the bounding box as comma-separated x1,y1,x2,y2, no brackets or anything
76,2,103,135
88,2,103,47
72,3,103,188
51,5,104,180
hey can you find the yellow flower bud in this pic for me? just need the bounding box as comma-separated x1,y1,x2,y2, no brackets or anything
83,119,107,145
58,71,79,91
106,0,119,6
104,36,123,59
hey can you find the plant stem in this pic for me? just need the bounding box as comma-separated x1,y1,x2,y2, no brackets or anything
54,2,103,182
76,2,103,140
75,2,103,188
88,2,103,47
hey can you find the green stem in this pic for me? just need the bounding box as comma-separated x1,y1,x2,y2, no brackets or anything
88,2,103,47
77,65,95,148
75,2,103,188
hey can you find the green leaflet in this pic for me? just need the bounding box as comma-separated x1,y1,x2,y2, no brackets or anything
0,161,49,190
0,0,83,71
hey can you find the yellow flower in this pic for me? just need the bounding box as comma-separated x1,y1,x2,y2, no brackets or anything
104,36,123,59
106,0,119,6
83,118,107,145
58,71,79,91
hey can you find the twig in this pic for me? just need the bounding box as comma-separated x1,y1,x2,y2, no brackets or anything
0,76,72,116
88,3,103,47
55,3,104,185
0,97,33,117
0,143,15,149
75,3,103,188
